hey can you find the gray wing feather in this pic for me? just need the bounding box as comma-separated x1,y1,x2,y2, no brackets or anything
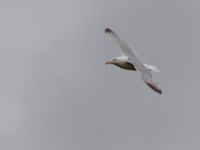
105,28,138,59
129,55,162,94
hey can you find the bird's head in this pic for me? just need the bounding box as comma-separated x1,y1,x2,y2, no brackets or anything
105,58,117,65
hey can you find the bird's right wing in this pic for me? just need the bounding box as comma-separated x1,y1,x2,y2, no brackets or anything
140,72,162,94
105,28,138,59
128,57,162,94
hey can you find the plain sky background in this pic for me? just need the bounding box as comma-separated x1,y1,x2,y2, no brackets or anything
0,0,200,150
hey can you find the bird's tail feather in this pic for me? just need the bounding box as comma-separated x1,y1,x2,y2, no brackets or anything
143,64,160,73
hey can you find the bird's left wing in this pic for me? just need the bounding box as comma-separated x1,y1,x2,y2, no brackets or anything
105,28,138,59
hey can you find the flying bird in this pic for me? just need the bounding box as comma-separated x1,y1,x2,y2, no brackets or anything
105,28,162,94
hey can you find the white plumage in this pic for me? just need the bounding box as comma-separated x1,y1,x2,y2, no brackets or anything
105,28,162,94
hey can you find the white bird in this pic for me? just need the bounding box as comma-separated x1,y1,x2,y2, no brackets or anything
105,28,162,94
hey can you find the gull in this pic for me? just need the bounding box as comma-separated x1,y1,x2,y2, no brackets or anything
105,28,162,94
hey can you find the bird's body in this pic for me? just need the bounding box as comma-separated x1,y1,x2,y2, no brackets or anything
106,55,136,70
105,28,162,94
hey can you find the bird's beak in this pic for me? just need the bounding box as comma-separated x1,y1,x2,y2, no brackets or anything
105,61,112,65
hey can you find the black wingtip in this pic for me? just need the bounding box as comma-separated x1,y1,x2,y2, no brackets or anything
158,89,162,95
146,83,162,95
105,28,112,33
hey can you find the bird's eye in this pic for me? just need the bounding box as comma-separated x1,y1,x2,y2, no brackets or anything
113,59,116,62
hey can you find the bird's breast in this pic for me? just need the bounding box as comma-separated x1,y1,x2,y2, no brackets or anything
115,61,136,71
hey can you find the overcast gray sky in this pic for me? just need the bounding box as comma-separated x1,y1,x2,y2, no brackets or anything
0,0,200,150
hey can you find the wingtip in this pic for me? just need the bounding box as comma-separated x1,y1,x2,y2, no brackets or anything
158,89,162,95
105,28,112,33
146,82,162,95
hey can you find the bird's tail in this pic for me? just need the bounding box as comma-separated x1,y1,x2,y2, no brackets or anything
143,63,160,73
